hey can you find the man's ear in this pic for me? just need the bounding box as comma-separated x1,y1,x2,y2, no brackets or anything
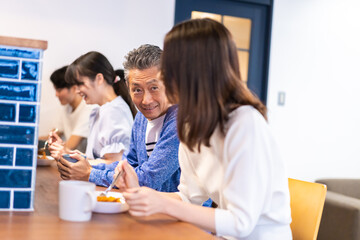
95,73,105,85
70,85,78,93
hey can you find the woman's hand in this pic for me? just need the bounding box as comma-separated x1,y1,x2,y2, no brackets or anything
123,187,167,217
114,160,140,191
124,187,216,233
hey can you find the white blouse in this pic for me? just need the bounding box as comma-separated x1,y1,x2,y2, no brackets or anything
177,106,292,240
85,96,133,159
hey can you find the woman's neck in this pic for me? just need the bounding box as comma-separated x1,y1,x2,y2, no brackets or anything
98,86,117,106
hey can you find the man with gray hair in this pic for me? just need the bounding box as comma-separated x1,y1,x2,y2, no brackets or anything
60,44,181,193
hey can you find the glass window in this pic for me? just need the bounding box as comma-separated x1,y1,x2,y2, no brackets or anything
237,50,249,82
191,11,221,22
223,16,251,50
191,11,251,82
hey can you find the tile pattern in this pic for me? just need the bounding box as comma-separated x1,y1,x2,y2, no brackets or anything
19,105,37,123
21,61,39,81
0,81,38,102
0,147,13,166
14,191,31,209
15,148,33,167
0,47,40,59
0,103,16,122
0,191,10,208
0,59,19,79
0,44,44,211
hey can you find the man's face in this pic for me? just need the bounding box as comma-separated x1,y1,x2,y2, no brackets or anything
128,66,170,120
54,85,76,105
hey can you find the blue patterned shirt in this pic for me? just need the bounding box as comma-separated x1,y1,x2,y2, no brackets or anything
89,105,180,192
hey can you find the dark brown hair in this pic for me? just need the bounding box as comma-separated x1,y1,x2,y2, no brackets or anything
65,51,137,118
50,65,71,89
161,18,267,151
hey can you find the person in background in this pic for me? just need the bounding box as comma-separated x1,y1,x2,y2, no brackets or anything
49,52,137,171
39,66,93,152
51,45,180,193
116,19,292,239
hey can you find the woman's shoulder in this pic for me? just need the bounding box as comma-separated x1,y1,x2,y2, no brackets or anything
100,96,129,115
227,105,267,130
231,105,264,120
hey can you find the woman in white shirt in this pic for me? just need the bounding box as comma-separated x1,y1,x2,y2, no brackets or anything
49,52,136,161
116,18,292,239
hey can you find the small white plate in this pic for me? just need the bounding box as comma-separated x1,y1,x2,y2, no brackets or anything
37,155,55,166
93,191,129,214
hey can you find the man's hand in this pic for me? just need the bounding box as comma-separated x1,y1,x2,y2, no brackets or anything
56,152,92,181
114,160,140,192
49,142,65,160
48,129,62,145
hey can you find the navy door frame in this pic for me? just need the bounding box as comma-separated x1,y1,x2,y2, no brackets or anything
174,0,273,104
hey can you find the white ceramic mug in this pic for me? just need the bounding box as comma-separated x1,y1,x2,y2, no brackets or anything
59,180,96,222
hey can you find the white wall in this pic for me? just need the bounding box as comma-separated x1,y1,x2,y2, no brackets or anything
0,0,175,136
268,0,360,181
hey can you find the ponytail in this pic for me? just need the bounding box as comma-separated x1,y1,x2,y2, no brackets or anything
114,69,137,118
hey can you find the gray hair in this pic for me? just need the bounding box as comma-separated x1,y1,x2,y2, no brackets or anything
123,44,162,80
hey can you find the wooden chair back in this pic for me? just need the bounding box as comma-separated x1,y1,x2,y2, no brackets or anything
288,178,327,240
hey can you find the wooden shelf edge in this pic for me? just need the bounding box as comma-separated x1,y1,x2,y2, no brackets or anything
0,36,48,50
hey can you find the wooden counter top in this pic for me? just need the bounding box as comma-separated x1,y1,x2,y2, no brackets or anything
0,163,215,240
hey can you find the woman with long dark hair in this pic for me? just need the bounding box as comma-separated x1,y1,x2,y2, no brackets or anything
49,52,136,162
116,19,292,239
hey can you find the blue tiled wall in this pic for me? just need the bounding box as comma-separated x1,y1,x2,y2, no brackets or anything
0,169,32,188
21,61,39,81
0,44,43,211
15,148,33,166
0,191,10,208
0,81,38,102
14,191,32,208
0,103,15,122
19,105,36,123
0,47,40,59
0,59,19,79
0,147,13,166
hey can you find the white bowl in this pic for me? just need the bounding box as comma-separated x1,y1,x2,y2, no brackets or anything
93,191,129,214
37,155,54,166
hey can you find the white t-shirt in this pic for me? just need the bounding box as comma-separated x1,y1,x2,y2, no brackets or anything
177,106,292,240
145,114,166,157
57,100,94,152
85,96,133,159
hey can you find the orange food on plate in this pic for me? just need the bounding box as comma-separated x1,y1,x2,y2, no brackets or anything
97,195,124,203
38,150,48,160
